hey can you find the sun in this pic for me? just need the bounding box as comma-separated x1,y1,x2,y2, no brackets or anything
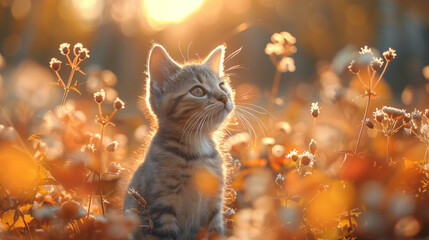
142,0,205,30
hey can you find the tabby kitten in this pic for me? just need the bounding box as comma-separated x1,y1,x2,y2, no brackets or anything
124,44,234,239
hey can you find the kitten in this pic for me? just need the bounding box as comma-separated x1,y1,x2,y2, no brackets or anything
124,44,234,240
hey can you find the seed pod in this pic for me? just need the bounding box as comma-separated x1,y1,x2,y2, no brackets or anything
348,60,359,74
370,57,384,71
383,48,397,62
365,119,374,129
311,102,320,118
275,173,285,186
301,155,311,166
309,139,317,154
73,43,83,56
106,141,118,152
403,113,411,123
49,58,61,72
94,89,105,104
78,48,90,61
59,43,70,55
114,97,125,110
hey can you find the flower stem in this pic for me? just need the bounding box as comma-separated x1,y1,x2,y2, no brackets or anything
17,208,33,240
269,70,282,111
386,135,391,165
354,94,371,155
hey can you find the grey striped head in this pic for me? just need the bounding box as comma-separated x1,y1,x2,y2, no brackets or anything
146,44,234,134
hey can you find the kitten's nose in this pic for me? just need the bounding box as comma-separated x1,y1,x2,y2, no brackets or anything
218,94,228,104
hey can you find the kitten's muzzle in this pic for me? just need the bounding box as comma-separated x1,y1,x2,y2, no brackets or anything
217,94,228,104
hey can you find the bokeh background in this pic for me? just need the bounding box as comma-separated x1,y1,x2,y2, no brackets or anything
1,0,429,113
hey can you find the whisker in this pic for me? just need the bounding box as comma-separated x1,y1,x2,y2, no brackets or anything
187,41,192,62
179,41,186,63
237,103,275,119
224,46,242,63
235,107,267,137
225,64,245,73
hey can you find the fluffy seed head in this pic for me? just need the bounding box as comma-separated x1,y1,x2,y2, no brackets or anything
403,113,411,123
311,102,320,118
106,141,118,152
94,89,105,104
359,45,373,55
49,58,61,72
287,149,299,162
78,48,90,60
348,59,359,74
370,57,384,71
73,43,83,56
383,48,397,62
114,97,125,110
382,106,405,120
59,43,70,55
411,109,422,121
374,109,385,123
275,173,285,186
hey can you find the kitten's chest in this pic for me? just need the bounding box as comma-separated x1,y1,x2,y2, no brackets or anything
176,162,224,224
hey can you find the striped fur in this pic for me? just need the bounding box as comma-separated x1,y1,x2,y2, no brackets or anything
125,44,233,239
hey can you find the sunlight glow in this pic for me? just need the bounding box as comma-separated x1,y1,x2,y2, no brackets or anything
142,0,204,29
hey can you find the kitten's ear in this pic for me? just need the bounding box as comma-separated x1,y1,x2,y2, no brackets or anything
203,45,225,76
148,44,181,86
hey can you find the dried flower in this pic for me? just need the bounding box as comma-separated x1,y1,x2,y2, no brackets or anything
78,48,90,61
348,59,359,74
277,57,296,72
287,149,299,162
73,43,83,56
359,45,373,55
370,57,384,71
114,97,125,110
382,106,405,120
365,118,374,129
424,109,429,120
107,161,124,175
49,58,61,72
411,109,422,122
226,208,236,216
309,139,317,154
106,141,118,152
275,173,285,186
262,137,275,146
374,109,385,123
404,113,411,123
311,102,320,118
94,89,106,104
59,43,70,55
383,48,397,62
300,154,311,166
272,144,285,158
280,31,296,44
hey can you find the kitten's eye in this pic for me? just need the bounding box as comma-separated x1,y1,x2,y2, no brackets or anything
190,86,206,97
219,82,227,92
